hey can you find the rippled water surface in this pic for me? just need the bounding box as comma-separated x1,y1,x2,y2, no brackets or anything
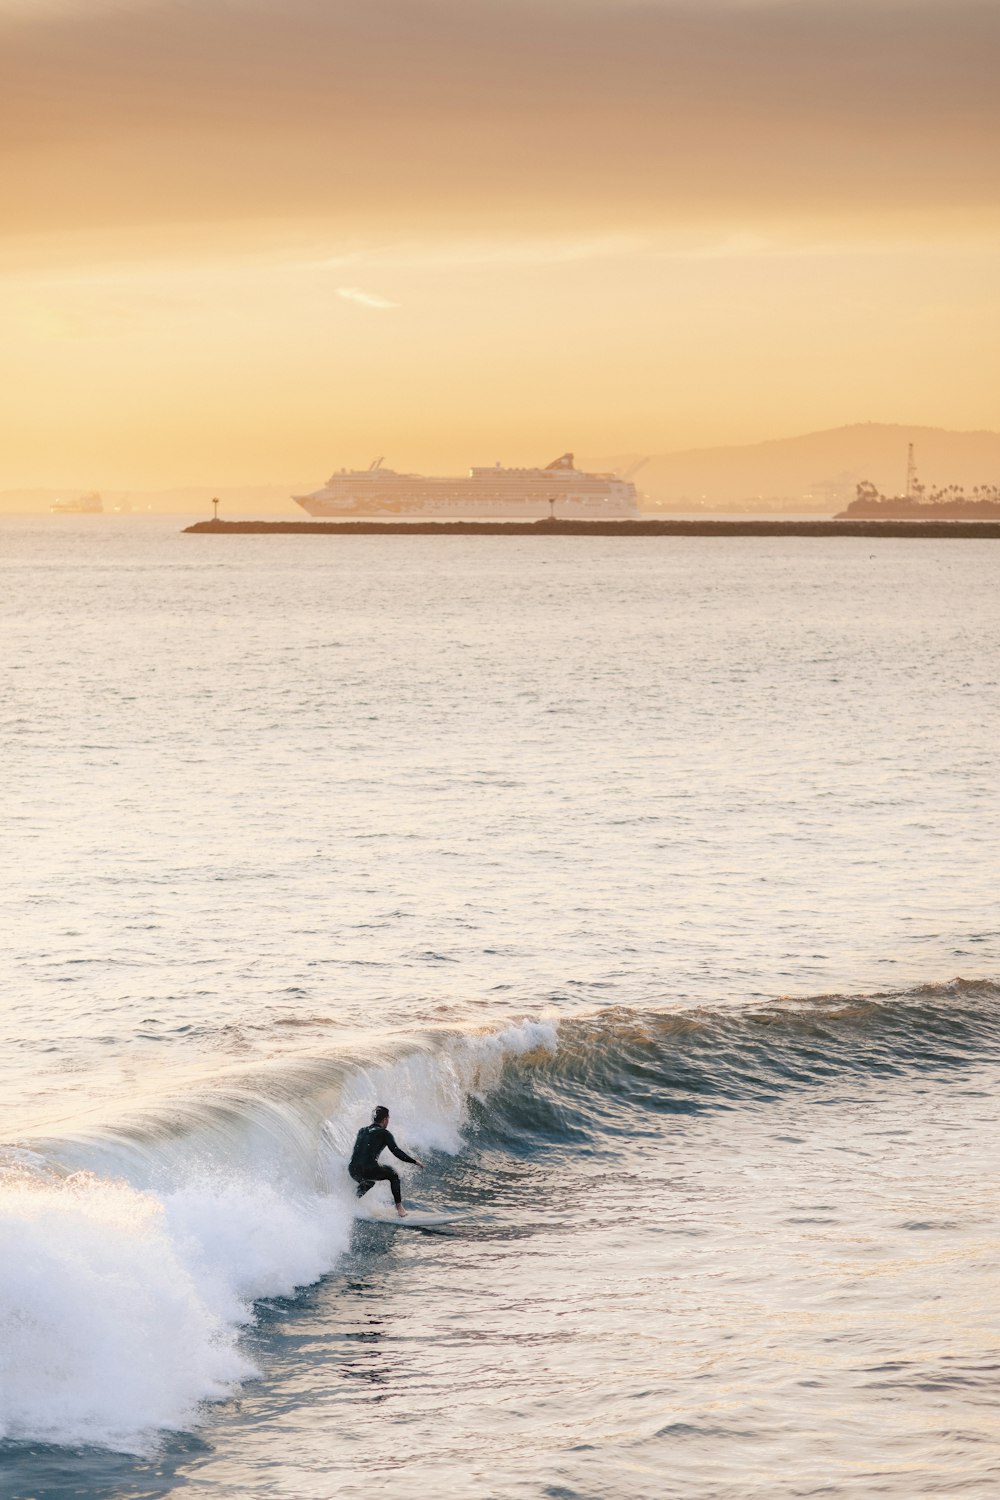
1,519,998,1499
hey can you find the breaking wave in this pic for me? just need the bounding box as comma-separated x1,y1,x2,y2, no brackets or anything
1,980,997,1454
0,1020,555,1454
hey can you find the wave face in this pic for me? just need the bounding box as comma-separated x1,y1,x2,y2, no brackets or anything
479,978,1000,1136
1,984,998,1455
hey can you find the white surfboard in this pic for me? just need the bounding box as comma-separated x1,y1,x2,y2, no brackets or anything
360,1208,466,1228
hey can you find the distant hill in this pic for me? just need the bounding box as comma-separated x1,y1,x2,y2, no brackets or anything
598,424,1000,513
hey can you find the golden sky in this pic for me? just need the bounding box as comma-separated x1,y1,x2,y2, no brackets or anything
2,0,998,488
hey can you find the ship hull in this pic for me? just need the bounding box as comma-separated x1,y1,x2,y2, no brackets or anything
295,494,638,519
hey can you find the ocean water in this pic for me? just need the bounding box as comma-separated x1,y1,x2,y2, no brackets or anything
1,517,998,1499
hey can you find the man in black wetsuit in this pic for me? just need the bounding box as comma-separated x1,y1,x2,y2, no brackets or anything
349,1105,424,1218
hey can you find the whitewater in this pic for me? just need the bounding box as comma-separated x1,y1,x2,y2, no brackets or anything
1,519,998,1499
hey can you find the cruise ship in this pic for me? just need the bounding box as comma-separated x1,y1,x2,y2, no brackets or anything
292,453,641,519
50,491,103,514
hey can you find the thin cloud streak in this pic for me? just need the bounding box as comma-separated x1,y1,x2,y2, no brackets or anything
336,286,399,309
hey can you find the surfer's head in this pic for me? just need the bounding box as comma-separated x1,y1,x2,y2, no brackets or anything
373,1105,389,1125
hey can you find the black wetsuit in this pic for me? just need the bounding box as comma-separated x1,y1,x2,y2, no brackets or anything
349,1123,418,1205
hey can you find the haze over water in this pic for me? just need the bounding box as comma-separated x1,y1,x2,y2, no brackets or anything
1,519,998,1498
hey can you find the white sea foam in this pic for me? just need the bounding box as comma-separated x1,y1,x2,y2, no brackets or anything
0,1021,557,1453
0,1174,253,1453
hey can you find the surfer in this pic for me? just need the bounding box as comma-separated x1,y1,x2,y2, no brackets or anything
349,1105,424,1218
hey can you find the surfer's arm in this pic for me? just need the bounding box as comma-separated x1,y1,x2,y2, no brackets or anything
384,1132,423,1167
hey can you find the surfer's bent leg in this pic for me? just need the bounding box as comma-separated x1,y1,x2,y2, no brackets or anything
350,1164,402,1204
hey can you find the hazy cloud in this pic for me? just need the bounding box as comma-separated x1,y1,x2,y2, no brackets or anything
2,0,998,253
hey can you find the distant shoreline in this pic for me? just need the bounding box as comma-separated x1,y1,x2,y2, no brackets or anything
184,518,1000,538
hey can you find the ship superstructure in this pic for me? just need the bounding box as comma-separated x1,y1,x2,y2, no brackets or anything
292,453,641,519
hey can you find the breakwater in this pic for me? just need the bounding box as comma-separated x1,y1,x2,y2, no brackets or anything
184,517,1000,537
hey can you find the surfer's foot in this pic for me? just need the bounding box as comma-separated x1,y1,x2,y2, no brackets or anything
396,1205,408,1218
